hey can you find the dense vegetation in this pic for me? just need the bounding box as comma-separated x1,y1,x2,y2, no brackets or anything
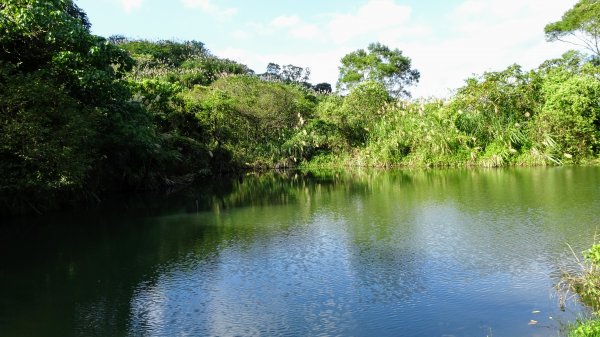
1,0,600,214
559,243,600,337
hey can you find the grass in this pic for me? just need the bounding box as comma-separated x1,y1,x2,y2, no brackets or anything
569,319,600,337
558,241,600,337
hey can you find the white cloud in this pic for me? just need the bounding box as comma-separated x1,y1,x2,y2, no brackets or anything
182,0,214,12
226,0,582,98
182,0,238,19
238,0,418,43
385,0,580,97
290,24,321,40
215,47,347,86
237,14,323,41
221,7,239,18
232,30,252,40
246,22,275,37
271,15,301,28
328,0,412,44
121,0,143,13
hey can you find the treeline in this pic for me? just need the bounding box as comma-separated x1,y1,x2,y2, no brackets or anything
1,0,599,214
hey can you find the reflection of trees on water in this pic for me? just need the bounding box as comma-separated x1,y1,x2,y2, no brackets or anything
1,167,599,336
320,167,600,277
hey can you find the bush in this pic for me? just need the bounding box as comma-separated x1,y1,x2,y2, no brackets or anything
558,243,600,312
182,75,316,168
570,319,600,337
530,72,600,162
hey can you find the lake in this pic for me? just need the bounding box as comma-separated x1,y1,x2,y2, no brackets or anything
1,167,599,336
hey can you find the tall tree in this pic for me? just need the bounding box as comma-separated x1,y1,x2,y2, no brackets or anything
313,82,332,93
545,0,600,58
262,62,310,84
265,62,282,80
0,0,158,211
281,64,310,83
337,42,420,98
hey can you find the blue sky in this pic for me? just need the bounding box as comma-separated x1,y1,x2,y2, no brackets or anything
77,0,580,98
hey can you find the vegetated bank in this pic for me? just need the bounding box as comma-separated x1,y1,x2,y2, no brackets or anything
1,0,600,215
559,243,600,337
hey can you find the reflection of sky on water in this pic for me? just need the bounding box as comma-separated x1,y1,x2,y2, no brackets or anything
2,167,598,337
128,213,362,336
127,169,593,336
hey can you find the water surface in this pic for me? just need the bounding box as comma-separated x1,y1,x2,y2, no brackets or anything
1,167,599,336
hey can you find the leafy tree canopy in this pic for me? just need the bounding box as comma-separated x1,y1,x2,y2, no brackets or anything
313,82,332,93
545,0,600,57
337,42,420,98
262,62,311,84
113,37,209,67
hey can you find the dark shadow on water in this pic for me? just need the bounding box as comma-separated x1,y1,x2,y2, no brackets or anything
0,167,598,336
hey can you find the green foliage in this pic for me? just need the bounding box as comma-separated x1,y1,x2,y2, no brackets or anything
262,62,311,85
570,320,600,337
183,75,316,168
362,100,470,167
120,39,251,87
562,244,600,337
317,81,391,146
116,39,209,67
0,69,96,195
545,0,600,57
586,244,600,266
178,56,251,86
558,243,600,314
128,79,184,128
313,82,332,93
0,0,161,212
1,0,90,67
451,65,539,150
3,2,600,214
338,42,420,97
211,76,311,133
126,78,211,177
531,66,600,162
283,119,346,163
310,52,600,169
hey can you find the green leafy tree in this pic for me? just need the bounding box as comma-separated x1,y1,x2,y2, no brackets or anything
545,0,600,58
337,42,420,97
281,64,310,83
121,39,252,87
531,65,600,161
183,75,315,168
318,81,391,146
0,0,163,212
313,82,332,93
115,38,209,67
451,64,540,149
262,62,310,84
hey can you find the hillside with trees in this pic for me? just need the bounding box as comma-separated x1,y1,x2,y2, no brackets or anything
1,0,600,214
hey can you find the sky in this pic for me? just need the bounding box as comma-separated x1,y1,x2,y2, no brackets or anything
76,0,581,98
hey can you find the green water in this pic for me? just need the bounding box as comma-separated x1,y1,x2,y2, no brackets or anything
1,167,599,336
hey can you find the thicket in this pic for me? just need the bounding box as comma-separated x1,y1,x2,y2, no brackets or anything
558,243,600,337
1,0,600,214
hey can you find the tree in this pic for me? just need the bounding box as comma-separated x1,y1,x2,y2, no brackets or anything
266,62,281,77
318,81,390,146
281,64,310,83
0,0,160,211
545,0,600,58
313,82,332,93
530,59,600,161
337,42,420,98
116,39,209,67
261,62,310,84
